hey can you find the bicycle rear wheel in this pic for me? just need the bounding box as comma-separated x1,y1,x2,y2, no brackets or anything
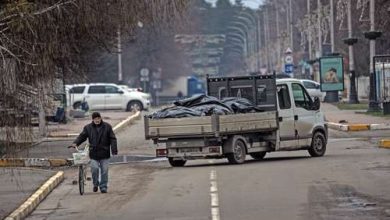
79,165,85,195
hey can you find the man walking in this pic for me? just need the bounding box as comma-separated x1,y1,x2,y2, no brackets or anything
71,112,117,193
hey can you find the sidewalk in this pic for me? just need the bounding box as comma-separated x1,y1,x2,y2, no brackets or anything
45,110,133,137
321,103,390,125
0,168,56,219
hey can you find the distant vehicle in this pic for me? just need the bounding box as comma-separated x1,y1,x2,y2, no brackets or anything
298,79,326,101
187,75,206,97
66,83,150,111
118,85,152,101
118,85,144,93
276,73,292,79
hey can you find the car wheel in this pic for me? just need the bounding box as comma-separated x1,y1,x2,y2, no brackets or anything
308,132,326,157
126,101,143,112
249,152,266,160
168,158,186,167
227,139,246,164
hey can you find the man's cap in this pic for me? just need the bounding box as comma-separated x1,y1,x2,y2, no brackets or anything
92,112,101,119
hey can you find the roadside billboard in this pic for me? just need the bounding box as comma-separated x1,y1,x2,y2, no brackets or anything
319,56,344,92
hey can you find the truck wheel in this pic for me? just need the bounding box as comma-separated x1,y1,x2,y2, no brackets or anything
308,132,326,157
249,152,266,160
227,139,246,164
168,158,186,167
127,101,143,112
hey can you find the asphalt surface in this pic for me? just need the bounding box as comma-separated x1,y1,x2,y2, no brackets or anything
26,135,390,220
0,168,55,219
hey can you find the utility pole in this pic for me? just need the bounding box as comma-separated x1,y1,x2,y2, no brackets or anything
264,7,271,72
316,0,323,82
345,0,359,104
276,3,281,72
117,28,123,84
330,0,335,53
256,13,261,72
307,0,313,79
366,0,382,111
317,0,322,57
289,0,293,49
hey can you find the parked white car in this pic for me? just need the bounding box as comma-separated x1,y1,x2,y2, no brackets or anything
299,79,326,101
66,83,150,111
118,85,152,102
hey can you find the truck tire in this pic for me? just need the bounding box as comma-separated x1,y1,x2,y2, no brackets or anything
308,132,326,157
127,101,143,112
227,139,246,164
168,158,186,167
249,152,266,160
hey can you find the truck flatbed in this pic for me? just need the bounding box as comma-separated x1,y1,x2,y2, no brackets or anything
145,111,278,139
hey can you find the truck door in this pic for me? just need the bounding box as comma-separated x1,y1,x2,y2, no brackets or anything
291,83,317,147
277,84,299,150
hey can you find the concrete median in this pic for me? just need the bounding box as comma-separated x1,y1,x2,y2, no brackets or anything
348,124,370,131
113,111,141,133
0,158,70,168
327,122,390,132
379,139,390,149
5,171,64,220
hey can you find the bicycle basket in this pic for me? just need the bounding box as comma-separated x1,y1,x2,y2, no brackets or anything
73,151,90,165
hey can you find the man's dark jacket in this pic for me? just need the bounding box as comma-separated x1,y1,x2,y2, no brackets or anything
73,121,117,160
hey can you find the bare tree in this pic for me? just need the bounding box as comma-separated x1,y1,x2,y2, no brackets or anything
0,0,188,156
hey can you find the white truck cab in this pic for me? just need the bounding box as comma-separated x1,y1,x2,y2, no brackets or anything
276,79,327,154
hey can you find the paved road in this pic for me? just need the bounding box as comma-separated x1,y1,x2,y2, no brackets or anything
27,136,390,220
0,168,55,219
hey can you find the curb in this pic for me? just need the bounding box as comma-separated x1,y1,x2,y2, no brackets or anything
370,123,390,130
5,171,64,220
327,122,390,132
348,124,370,131
0,158,69,168
113,111,141,133
0,112,141,168
379,139,390,149
327,122,349,131
46,111,141,138
47,133,78,138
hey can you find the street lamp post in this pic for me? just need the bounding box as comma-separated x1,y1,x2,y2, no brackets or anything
307,0,314,79
365,0,382,111
343,0,359,104
289,0,293,49
264,6,271,71
317,0,323,58
117,28,123,84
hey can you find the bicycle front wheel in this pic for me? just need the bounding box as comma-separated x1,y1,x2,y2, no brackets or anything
79,165,85,195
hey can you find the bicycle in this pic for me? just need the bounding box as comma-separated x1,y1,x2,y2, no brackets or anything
69,144,90,195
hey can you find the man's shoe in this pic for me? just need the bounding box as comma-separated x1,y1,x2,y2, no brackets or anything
93,186,98,192
101,189,107,193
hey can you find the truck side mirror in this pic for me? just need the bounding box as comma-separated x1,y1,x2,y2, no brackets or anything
312,97,320,110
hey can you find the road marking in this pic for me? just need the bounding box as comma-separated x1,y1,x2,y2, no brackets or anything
210,169,220,220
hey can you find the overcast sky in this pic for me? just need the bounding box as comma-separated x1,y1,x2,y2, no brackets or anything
206,0,264,9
